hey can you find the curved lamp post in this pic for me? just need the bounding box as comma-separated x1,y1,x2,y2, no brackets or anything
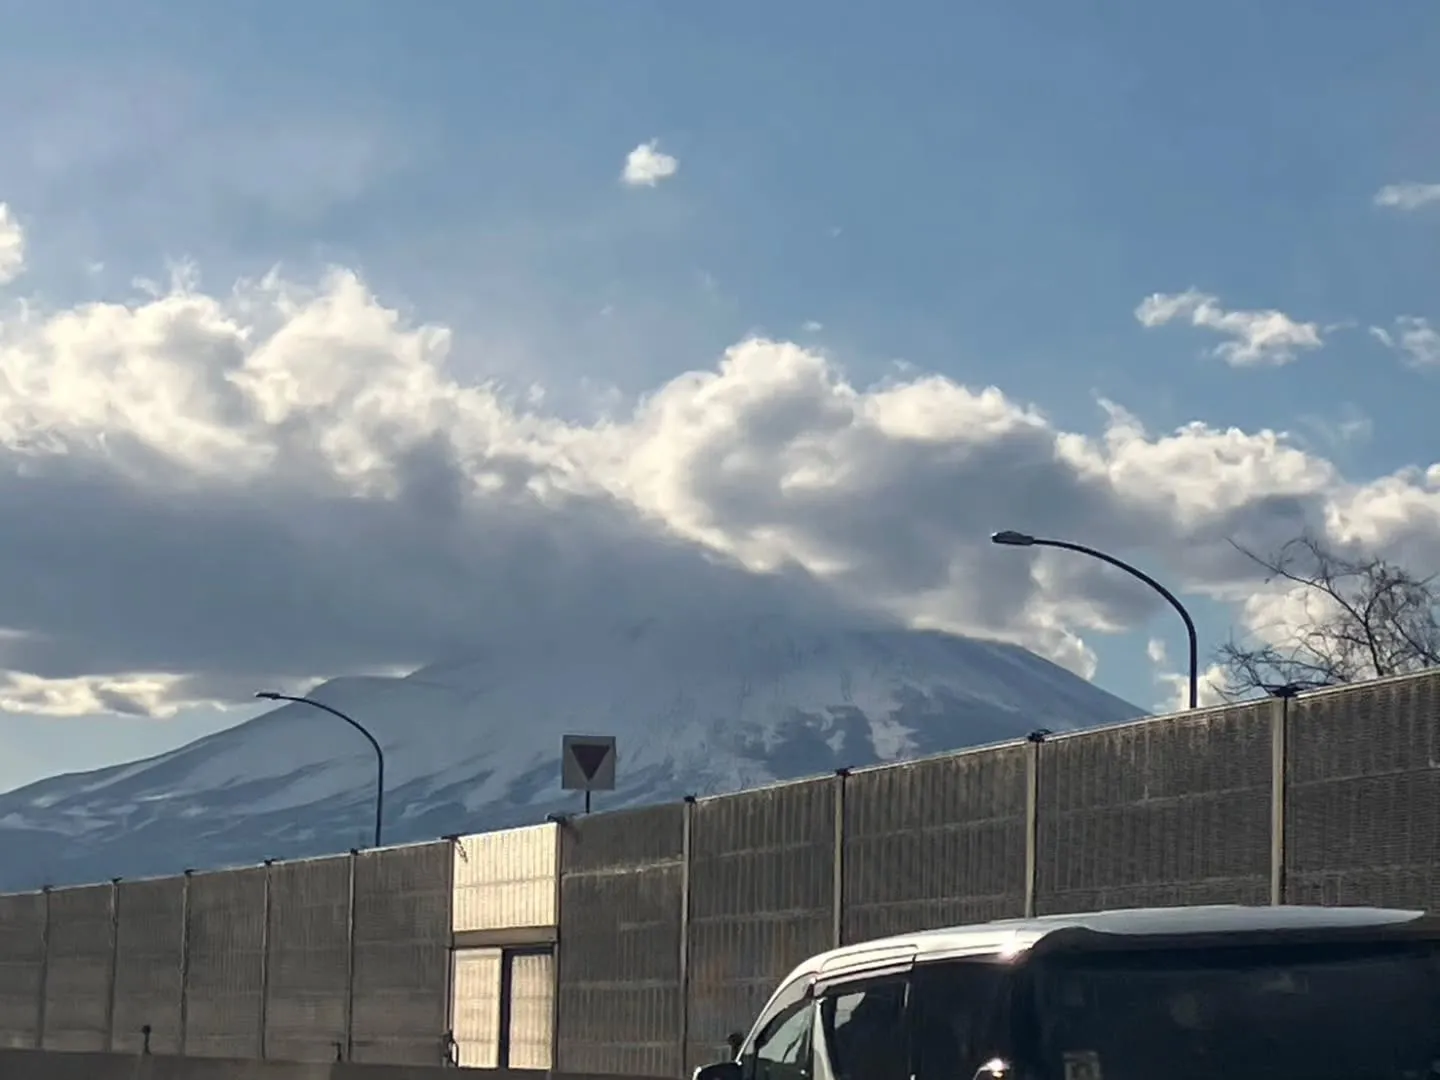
255,691,385,848
991,530,1199,710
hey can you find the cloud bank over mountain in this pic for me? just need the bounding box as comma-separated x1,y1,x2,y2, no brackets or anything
0,204,1438,721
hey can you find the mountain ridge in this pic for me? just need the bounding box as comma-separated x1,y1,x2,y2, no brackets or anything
0,622,1142,890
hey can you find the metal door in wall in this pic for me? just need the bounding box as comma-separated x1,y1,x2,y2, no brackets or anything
450,946,555,1070
505,949,554,1070
451,948,502,1068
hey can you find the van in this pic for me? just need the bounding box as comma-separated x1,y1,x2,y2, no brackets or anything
692,905,1440,1080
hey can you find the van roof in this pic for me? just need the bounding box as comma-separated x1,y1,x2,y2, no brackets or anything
793,904,1427,982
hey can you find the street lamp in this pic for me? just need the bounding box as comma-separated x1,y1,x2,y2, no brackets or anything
254,691,385,848
991,530,1199,710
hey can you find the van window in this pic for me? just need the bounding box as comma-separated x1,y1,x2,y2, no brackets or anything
909,960,1012,1080
1027,941,1440,1080
748,1002,813,1080
821,980,907,1080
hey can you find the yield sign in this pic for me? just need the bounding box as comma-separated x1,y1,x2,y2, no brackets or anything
561,734,617,792
572,743,609,780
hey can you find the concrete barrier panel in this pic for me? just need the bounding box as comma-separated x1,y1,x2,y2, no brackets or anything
112,877,186,1054
555,804,684,1078
349,843,451,1066
686,780,835,1074
0,891,45,1049
184,868,267,1059
41,884,115,1052
264,856,351,1063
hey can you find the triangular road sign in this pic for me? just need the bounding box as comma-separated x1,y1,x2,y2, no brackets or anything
572,742,610,782
561,734,617,792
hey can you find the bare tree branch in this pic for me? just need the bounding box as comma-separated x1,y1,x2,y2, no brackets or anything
1215,531,1440,700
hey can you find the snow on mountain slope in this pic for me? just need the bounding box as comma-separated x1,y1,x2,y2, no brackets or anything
0,616,1140,890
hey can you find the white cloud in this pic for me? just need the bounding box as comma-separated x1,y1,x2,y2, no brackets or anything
1145,637,1228,711
1371,317,1440,369
1136,288,1324,367
1374,182,1440,212
1293,404,1372,457
621,139,678,188
1145,637,1167,666
0,203,23,285
0,670,194,718
1337,414,1374,442
1,202,1439,718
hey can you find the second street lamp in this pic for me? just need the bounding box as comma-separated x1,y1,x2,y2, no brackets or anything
255,691,386,848
991,530,1199,710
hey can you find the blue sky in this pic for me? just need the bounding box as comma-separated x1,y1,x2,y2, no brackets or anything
0,0,1437,791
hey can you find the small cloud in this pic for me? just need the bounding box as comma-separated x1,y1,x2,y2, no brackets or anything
1337,414,1374,443
1295,406,1373,453
828,226,843,238
1146,637,1167,665
1146,639,1228,712
1135,288,1323,367
1371,316,1440,369
621,139,678,188
1156,664,1230,713
0,203,25,285
802,320,824,333
1374,182,1440,212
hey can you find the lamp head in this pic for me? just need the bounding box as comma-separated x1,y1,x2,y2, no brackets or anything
255,691,282,702
991,530,1037,547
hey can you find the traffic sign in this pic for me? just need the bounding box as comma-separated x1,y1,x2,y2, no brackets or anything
561,734,617,792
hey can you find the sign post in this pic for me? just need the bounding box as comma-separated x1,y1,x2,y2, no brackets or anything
561,734,617,814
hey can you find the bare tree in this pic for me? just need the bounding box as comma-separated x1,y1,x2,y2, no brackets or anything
1215,532,1440,698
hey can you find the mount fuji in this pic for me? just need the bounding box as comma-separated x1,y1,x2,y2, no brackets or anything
0,614,1141,890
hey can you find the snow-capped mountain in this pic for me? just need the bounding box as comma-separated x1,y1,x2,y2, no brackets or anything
0,616,1140,890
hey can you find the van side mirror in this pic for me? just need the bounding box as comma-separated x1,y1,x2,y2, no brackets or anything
695,1063,742,1080
727,1030,746,1055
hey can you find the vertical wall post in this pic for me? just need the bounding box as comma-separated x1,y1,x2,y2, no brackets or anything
35,885,51,1050
343,849,358,1063
104,879,121,1050
832,769,848,947
439,835,455,1068
1024,730,1050,918
680,796,696,1077
443,837,458,1069
1269,691,1293,906
497,950,515,1070
547,828,561,1073
258,860,274,1059
178,871,193,1056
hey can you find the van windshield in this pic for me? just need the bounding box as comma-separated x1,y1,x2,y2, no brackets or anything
1027,940,1440,1080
